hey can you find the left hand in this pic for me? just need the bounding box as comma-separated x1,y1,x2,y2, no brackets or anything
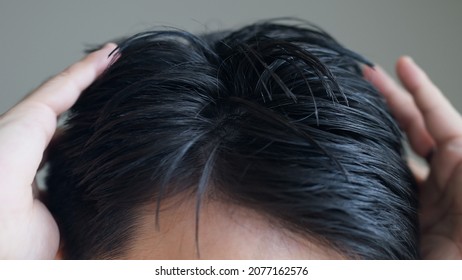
0,43,116,259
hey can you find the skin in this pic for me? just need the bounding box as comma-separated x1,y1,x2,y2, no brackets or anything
0,46,460,258
0,44,117,259
364,58,462,259
124,195,343,259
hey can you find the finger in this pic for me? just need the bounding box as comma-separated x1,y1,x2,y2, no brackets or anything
396,56,462,145
407,157,429,187
407,157,441,231
38,127,64,171
428,137,462,193
0,43,117,209
19,43,117,116
363,65,435,158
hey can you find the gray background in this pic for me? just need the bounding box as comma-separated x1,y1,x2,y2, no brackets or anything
1,0,461,114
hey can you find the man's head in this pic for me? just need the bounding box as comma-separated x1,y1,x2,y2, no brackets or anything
46,20,418,259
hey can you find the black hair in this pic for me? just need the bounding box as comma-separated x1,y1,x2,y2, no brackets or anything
46,19,419,259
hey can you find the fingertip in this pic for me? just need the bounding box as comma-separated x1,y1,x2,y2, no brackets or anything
102,42,121,67
371,64,388,76
362,64,376,82
396,56,426,94
90,42,118,60
397,55,414,65
396,55,407,70
103,42,117,49
363,63,388,84
407,157,429,186
397,56,424,78
87,42,119,76
363,64,395,95
102,42,119,56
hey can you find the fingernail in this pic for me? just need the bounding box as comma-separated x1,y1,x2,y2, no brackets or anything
101,43,119,59
102,42,117,49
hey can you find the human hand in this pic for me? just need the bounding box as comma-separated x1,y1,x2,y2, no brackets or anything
364,57,462,259
0,43,116,259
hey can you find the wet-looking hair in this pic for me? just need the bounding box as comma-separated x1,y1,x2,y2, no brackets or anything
46,20,419,259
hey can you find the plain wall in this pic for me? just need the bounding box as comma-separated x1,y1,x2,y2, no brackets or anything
1,0,461,114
